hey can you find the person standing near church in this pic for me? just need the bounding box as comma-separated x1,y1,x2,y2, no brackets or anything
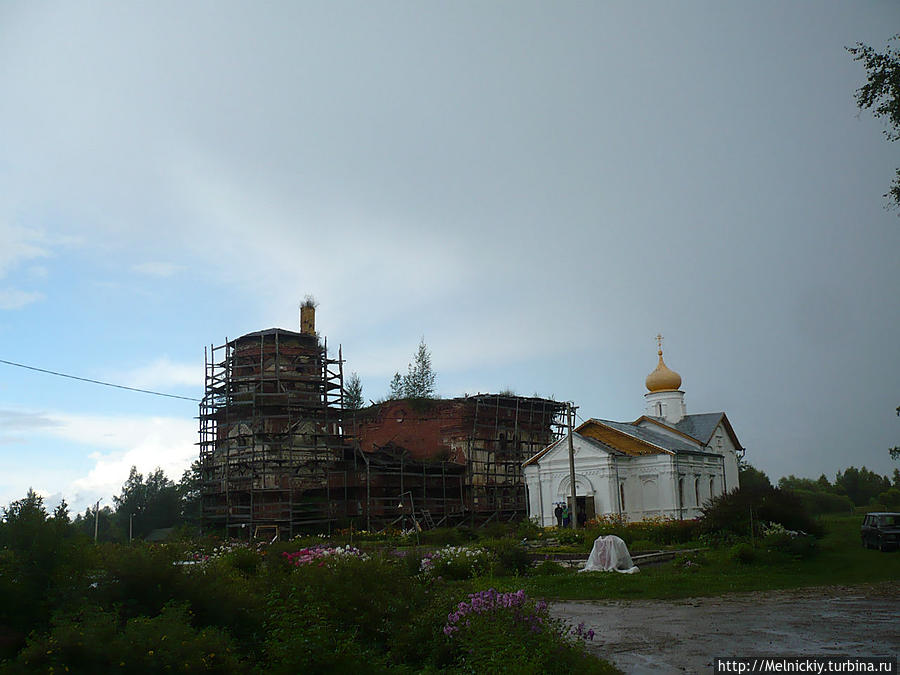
562,504,570,528
554,503,563,528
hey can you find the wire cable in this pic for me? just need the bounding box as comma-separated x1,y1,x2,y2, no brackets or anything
0,358,201,402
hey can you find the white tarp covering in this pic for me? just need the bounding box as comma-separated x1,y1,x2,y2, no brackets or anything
580,535,640,574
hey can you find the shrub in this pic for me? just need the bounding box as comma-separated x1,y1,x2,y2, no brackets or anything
556,528,586,546
441,589,612,674
700,486,824,540
484,538,532,576
674,551,708,569
532,558,568,576
10,602,243,673
281,545,368,567
419,545,493,580
516,517,544,540
261,593,390,674
226,546,263,577
760,523,818,560
629,539,655,552
791,489,854,516
869,487,900,511
730,543,756,564
261,554,434,671
93,543,182,619
420,526,470,546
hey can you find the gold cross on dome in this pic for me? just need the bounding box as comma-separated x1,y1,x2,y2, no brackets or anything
655,334,664,352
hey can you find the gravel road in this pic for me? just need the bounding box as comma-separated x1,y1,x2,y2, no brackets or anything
552,583,899,673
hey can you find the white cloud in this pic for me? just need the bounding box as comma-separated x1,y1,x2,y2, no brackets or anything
56,413,196,511
0,222,50,278
0,410,196,514
0,288,44,310
122,357,203,390
132,261,184,278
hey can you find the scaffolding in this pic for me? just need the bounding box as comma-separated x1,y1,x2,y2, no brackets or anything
466,394,568,524
198,310,568,535
199,327,346,537
347,394,568,528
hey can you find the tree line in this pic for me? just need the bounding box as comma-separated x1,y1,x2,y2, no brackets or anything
67,462,201,542
740,462,900,515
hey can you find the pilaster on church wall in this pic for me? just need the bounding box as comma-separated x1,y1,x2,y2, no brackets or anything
710,423,741,492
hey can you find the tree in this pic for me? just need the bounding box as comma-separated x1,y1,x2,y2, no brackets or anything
177,460,203,527
1,488,46,525
389,372,404,399
112,466,180,539
402,337,437,399
847,36,900,210
72,504,115,541
834,466,891,506
738,462,772,494
344,372,364,410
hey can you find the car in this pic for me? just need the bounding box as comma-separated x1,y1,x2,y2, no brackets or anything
861,512,900,551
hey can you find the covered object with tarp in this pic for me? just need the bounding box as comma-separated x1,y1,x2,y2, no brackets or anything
580,535,640,574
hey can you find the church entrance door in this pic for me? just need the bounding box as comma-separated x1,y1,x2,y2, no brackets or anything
567,495,595,526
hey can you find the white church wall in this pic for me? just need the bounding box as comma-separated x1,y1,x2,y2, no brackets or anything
524,435,616,527
711,423,741,492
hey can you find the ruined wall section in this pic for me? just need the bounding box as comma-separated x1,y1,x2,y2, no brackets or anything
199,327,345,536
353,395,566,521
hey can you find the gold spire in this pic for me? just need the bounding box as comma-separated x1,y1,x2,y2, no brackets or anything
645,334,682,392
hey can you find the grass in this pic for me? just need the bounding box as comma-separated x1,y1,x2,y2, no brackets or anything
452,515,900,601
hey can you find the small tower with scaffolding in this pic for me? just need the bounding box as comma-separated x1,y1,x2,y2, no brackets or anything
199,301,346,537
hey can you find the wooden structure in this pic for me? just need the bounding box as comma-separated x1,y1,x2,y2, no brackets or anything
199,319,346,537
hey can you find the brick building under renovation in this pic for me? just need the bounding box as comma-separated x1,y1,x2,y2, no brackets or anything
199,305,567,537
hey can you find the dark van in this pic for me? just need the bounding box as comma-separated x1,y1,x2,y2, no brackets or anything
861,512,900,551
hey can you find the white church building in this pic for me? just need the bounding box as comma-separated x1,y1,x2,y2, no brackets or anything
524,341,742,524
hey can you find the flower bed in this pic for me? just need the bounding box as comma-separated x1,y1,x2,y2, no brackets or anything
419,545,492,579
282,545,368,567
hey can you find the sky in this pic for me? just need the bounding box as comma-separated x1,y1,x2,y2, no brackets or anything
1,2,898,515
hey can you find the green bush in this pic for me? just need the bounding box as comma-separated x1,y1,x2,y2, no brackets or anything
93,544,182,619
261,592,391,674
869,487,900,511
225,546,263,577
442,589,615,674
730,542,756,564
9,602,244,673
792,489,854,516
532,558,568,576
420,527,470,546
420,545,493,580
516,517,544,540
485,538,532,576
629,539,655,552
761,524,818,560
556,528,586,546
700,486,824,539
674,551,708,569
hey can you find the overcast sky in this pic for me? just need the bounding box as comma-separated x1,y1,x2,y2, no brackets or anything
1,2,898,514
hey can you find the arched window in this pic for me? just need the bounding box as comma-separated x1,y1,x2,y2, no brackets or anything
678,477,684,507
694,478,700,506
619,483,626,511
709,477,715,497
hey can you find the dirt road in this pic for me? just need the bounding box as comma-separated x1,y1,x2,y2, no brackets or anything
552,584,899,673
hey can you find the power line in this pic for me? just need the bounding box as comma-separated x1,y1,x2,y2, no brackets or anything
0,358,201,402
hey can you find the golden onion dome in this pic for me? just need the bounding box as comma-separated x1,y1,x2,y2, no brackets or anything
645,349,682,392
